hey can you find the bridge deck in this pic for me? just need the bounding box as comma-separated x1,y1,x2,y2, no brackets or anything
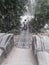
1,30,37,65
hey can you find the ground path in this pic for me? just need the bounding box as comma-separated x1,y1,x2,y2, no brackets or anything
1,30,37,65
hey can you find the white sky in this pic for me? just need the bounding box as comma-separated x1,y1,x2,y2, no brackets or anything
20,15,34,24
20,0,35,24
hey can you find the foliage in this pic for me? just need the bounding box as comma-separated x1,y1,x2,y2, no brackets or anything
29,0,49,33
0,0,27,32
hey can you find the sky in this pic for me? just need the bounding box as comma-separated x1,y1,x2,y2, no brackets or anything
20,0,35,24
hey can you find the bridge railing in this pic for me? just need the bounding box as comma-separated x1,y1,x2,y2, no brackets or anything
0,33,14,64
32,35,49,65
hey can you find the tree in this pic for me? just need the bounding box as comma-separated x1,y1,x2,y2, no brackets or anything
29,0,49,33
0,0,28,32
